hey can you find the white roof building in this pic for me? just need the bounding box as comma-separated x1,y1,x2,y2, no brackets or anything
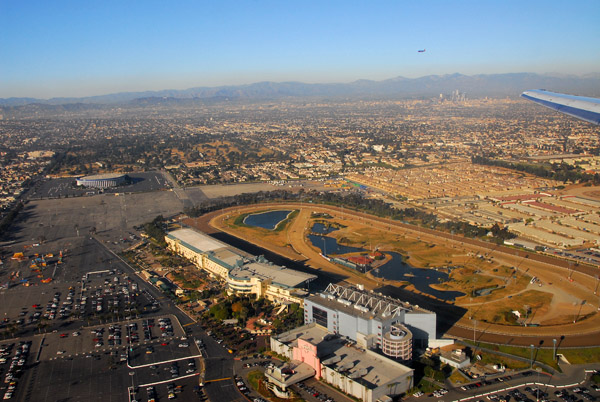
165,228,316,305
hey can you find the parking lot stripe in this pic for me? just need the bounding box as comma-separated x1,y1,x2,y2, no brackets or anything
137,372,200,388
127,353,203,369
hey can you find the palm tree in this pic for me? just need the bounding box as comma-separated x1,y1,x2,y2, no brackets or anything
37,317,49,334
8,322,19,338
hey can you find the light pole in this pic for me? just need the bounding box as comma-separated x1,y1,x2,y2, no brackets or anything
553,338,557,361
129,371,135,402
530,344,534,369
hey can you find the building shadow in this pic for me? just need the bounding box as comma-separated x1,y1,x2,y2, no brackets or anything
210,231,349,292
374,284,468,338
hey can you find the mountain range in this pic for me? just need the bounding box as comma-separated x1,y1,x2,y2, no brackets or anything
2,72,600,107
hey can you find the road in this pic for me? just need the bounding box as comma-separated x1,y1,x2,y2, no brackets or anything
94,236,245,402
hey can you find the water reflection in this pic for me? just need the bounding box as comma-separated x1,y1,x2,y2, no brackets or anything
311,222,338,235
374,252,464,300
308,234,364,255
243,210,292,230
308,224,464,301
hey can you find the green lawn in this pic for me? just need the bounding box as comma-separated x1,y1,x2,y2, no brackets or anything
466,340,600,369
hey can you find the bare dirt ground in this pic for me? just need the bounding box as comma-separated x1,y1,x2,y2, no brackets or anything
188,202,600,347
559,183,600,199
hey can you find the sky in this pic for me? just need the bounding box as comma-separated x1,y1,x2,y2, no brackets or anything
1,0,599,99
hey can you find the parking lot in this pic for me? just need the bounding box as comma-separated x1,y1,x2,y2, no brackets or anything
0,177,242,401
464,382,600,402
410,369,600,402
0,200,202,401
0,243,157,339
0,312,202,401
38,314,184,360
28,172,172,200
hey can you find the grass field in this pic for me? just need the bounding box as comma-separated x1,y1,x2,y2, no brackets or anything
467,340,600,368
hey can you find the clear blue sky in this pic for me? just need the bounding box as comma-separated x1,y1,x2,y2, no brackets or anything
1,0,599,98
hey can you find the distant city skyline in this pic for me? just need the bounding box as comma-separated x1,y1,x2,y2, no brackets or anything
1,0,599,99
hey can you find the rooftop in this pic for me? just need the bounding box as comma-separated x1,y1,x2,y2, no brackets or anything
167,228,316,288
307,283,433,321
77,173,127,180
276,323,412,389
167,228,225,253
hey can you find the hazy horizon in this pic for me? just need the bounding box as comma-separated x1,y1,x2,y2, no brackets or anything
3,71,600,102
2,0,599,98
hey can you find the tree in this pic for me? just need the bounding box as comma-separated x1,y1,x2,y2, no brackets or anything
210,303,231,321
231,301,243,314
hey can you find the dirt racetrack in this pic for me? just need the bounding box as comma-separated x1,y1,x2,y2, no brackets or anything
188,202,600,348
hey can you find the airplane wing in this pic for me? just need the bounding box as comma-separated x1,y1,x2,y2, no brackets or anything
521,89,600,125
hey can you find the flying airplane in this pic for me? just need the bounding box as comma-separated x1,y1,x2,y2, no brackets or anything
418,49,426,53
521,89,600,125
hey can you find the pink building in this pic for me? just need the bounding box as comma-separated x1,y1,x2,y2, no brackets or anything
292,338,322,379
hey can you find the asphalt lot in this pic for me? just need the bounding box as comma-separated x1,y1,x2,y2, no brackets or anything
0,183,228,401
0,254,209,402
28,171,172,200
0,236,156,334
413,371,600,402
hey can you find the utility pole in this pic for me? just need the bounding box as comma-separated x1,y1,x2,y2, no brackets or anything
536,368,542,402
530,344,534,369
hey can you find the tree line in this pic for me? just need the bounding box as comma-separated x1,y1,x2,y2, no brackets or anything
184,189,515,244
472,155,600,184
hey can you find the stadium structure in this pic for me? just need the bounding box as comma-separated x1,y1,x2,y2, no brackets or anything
76,173,129,188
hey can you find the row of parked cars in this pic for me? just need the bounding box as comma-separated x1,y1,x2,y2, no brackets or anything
555,387,598,402
1,341,31,400
296,381,335,402
432,388,449,398
242,360,271,369
158,317,174,337
461,375,517,391
41,289,75,321
234,375,250,396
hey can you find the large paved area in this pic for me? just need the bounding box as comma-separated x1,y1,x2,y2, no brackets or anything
28,172,172,200
0,177,243,402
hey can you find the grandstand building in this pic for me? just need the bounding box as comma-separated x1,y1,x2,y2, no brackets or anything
165,228,316,306
76,173,128,188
